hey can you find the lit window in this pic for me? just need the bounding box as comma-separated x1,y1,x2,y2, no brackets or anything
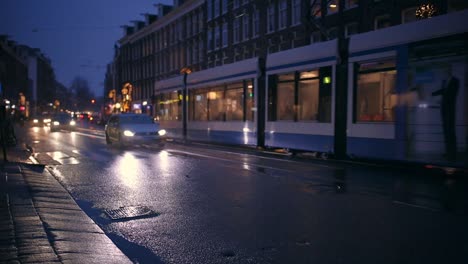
208,87,224,121
355,59,397,122
268,68,331,122
327,0,339,15
191,90,208,121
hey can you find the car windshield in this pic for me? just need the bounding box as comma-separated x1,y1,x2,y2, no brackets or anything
119,115,153,124
53,114,72,122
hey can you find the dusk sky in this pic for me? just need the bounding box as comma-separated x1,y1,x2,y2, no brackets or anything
0,0,172,97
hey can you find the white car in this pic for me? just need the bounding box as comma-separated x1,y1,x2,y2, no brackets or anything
105,113,166,147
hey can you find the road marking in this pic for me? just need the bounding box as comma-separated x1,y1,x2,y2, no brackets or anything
392,200,440,212
72,131,106,139
167,149,294,173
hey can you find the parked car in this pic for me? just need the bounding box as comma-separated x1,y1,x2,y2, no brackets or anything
105,113,166,147
50,113,76,132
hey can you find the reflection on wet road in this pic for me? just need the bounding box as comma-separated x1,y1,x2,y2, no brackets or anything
23,125,468,264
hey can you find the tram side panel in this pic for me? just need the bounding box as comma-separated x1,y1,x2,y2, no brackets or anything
264,40,338,153
185,58,259,146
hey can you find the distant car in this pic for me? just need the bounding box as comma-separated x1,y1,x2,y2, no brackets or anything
50,113,76,132
31,114,52,127
105,113,166,147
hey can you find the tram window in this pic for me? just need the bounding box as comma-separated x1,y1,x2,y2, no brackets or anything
208,87,224,121
192,90,208,121
298,79,319,121
269,68,330,122
226,82,244,121
246,80,254,121
156,92,181,121
277,73,295,121
355,59,396,122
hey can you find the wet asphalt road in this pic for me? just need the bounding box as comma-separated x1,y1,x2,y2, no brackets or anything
18,123,468,264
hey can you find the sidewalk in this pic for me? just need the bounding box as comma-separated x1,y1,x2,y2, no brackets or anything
0,141,132,263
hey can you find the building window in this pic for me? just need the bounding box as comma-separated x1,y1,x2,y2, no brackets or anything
199,12,204,32
327,0,339,15
345,0,358,9
310,0,322,18
215,24,221,49
355,59,397,122
243,14,250,41
374,14,391,29
253,9,260,37
208,27,213,51
214,0,220,18
402,7,419,24
279,0,288,29
292,0,301,25
198,38,204,63
207,0,213,20
193,41,198,63
448,0,468,12
222,22,228,47
233,17,241,43
222,0,228,14
192,13,198,34
345,23,358,37
234,0,240,9
267,3,276,33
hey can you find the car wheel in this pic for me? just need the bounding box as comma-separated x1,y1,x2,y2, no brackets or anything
105,132,112,145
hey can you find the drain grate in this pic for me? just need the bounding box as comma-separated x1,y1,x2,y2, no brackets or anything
104,206,159,221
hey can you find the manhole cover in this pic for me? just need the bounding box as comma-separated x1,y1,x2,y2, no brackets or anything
104,206,159,221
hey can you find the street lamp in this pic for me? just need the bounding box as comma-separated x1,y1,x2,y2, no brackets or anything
180,67,192,141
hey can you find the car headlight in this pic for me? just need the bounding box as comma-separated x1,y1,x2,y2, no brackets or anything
158,129,167,136
44,118,51,123
53,121,60,126
123,130,135,137
70,120,76,126
33,119,39,123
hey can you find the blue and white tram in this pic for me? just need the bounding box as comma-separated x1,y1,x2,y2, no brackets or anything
154,10,467,167
346,9,468,165
154,58,258,146
264,40,337,153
